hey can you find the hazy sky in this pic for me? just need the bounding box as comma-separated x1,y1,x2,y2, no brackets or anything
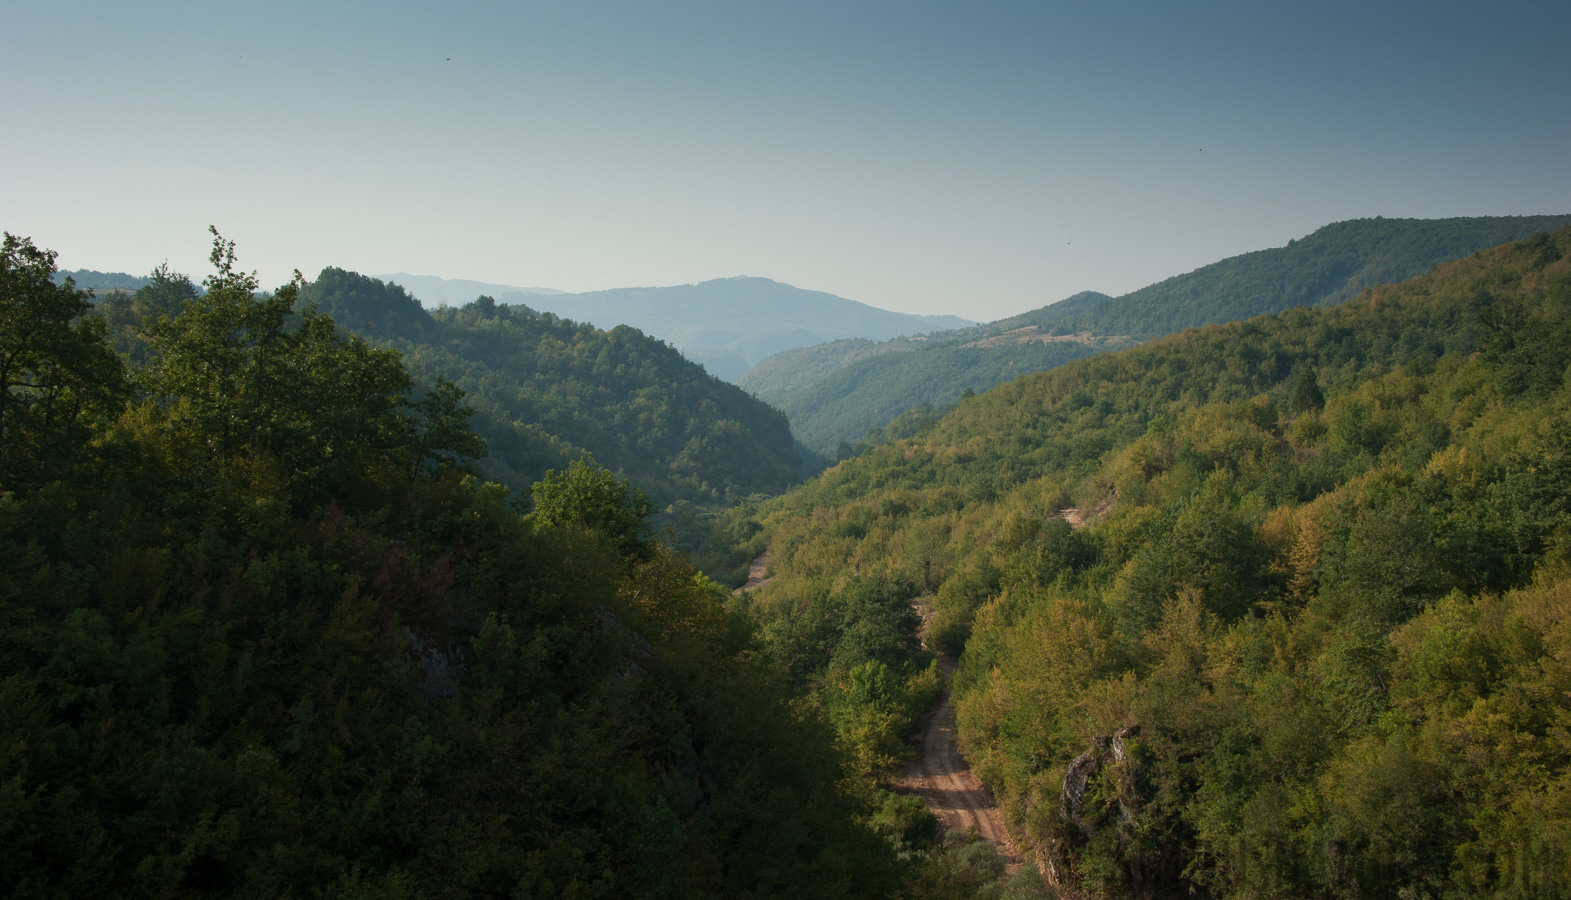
5,0,1568,321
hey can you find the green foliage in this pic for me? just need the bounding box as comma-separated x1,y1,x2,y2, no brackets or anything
740,336,924,406
299,267,802,523
750,574,939,780
140,231,482,509
770,215,1571,457
781,341,1101,454
1290,363,1325,413
750,227,1571,896
0,233,127,489
1,234,910,898
92,263,201,365
1022,214,1571,338
530,455,655,558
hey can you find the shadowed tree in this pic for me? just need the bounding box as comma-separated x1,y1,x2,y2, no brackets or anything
0,232,126,488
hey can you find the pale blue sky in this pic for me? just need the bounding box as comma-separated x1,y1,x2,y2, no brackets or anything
4,0,1567,320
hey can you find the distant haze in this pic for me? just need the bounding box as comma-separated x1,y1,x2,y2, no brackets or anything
387,273,972,382
6,2,1568,322
375,274,562,307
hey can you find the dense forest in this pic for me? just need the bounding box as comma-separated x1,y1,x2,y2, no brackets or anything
747,228,1571,897
299,267,804,509
750,216,1571,456
14,220,1571,899
3,230,1058,899
5,233,859,897
92,264,804,581
777,340,1107,456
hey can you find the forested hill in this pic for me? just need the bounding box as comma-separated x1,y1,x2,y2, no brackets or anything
1004,213,1571,337
749,215,1571,455
53,267,153,291
1,232,911,897
747,228,1571,896
775,336,1110,455
298,267,802,508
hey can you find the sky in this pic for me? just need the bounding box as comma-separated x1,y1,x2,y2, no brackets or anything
4,0,1569,322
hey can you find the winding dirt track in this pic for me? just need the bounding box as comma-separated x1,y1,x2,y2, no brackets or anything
900,657,1021,871
732,550,774,595
735,551,1021,868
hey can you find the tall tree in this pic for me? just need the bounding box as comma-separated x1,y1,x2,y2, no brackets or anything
0,232,125,488
142,228,482,505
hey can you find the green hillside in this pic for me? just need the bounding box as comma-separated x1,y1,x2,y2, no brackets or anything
739,336,925,406
746,228,1571,896
778,338,1111,455
760,216,1571,455
1019,213,1571,337
298,267,802,510
1,232,932,897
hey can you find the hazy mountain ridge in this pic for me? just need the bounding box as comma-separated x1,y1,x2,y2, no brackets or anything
738,292,1116,407
754,215,1571,453
493,277,974,382
376,272,564,305
53,268,153,291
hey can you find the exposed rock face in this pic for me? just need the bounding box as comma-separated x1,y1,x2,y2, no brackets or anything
1039,725,1144,897
1061,737,1110,833
1061,727,1138,833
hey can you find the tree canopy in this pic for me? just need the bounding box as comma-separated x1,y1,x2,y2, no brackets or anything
0,232,914,898
747,227,1571,897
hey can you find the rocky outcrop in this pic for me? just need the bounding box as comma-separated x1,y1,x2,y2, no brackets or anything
1034,725,1145,897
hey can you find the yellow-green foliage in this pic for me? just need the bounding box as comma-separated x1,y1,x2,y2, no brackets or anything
752,229,1571,897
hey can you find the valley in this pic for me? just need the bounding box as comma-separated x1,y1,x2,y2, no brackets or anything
10,218,1571,898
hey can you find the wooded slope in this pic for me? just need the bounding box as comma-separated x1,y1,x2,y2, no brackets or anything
754,215,1571,456
300,267,804,508
750,228,1571,897
2,233,908,898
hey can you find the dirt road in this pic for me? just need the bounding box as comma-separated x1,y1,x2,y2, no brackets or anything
900,657,1021,870
732,550,774,595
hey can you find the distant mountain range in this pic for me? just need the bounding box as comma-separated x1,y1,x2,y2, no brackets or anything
382,274,974,382
54,269,153,292
374,273,563,305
